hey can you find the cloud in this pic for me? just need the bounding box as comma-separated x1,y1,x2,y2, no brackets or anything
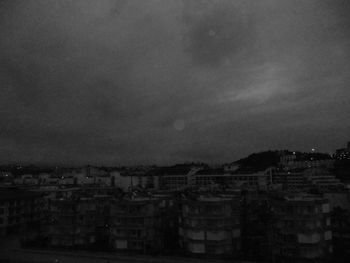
0,0,349,165
182,0,256,67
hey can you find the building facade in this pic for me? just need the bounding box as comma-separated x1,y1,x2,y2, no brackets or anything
110,196,163,254
48,197,97,248
179,194,241,258
0,188,44,236
271,194,332,262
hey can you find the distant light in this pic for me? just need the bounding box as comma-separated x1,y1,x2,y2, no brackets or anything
311,148,315,152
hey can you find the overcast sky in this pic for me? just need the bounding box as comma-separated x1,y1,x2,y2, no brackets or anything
0,0,349,166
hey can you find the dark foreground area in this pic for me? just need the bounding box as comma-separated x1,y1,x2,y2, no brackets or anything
0,236,254,263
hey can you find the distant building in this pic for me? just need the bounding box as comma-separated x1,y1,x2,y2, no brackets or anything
110,167,159,191
157,167,271,190
304,168,343,192
272,170,311,192
0,171,13,186
222,163,239,172
157,166,196,190
272,167,343,193
334,142,350,160
271,194,332,262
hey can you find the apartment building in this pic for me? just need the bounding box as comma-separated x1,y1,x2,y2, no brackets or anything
273,170,313,192
241,189,271,261
280,154,334,170
304,168,343,192
331,207,350,261
160,175,188,190
225,172,270,189
94,194,112,248
152,191,180,253
273,168,343,193
48,197,97,248
0,188,44,236
158,168,270,190
271,194,332,262
110,195,164,254
179,194,241,258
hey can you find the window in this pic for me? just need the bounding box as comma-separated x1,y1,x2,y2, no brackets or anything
206,244,223,254
298,233,320,244
324,231,332,240
322,204,330,213
115,240,127,249
206,230,226,241
232,229,241,238
130,241,143,249
188,242,205,253
130,229,142,237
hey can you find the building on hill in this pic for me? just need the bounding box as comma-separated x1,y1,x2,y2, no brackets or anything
304,168,344,192
193,169,271,190
280,151,334,170
334,142,350,160
272,167,344,193
110,168,159,191
157,165,197,190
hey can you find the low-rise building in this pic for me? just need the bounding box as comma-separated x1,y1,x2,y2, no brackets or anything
304,168,344,192
272,168,344,193
272,170,312,192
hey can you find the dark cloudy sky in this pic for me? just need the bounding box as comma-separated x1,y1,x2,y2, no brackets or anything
0,0,349,165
